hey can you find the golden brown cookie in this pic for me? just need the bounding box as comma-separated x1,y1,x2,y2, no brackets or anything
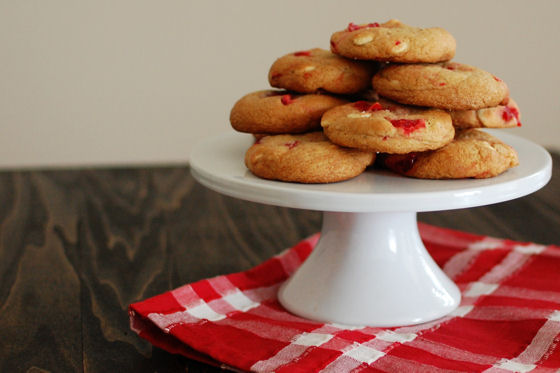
330,19,456,63
321,99,454,154
450,98,522,129
230,90,348,134
244,132,375,183
372,62,509,110
380,129,519,179
268,48,376,94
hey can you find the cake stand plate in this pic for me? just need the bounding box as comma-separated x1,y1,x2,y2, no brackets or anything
190,130,552,326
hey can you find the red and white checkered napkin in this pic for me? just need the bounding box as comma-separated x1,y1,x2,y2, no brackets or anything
130,223,560,372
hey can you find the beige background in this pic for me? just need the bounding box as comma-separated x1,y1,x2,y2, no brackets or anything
1,0,559,168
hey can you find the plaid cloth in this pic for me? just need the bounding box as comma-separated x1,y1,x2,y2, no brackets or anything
129,223,560,372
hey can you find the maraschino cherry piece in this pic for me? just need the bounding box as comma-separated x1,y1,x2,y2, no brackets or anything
369,102,383,111
284,141,300,149
388,118,426,135
502,106,521,126
281,94,296,105
347,22,380,32
353,101,384,112
330,40,338,52
393,153,418,173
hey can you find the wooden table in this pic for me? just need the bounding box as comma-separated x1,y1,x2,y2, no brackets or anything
1,152,558,372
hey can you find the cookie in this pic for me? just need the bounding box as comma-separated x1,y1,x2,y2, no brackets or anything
450,98,522,129
268,48,376,94
380,129,519,179
230,90,348,134
330,19,456,63
244,132,375,183
321,99,454,154
372,62,509,110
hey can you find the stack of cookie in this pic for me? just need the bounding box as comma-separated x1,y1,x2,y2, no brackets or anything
230,20,521,183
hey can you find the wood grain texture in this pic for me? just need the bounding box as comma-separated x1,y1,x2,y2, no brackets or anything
0,152,558,372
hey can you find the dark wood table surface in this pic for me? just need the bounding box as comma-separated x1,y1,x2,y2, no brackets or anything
0,152,558,372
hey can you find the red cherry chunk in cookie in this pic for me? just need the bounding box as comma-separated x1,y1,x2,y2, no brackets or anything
293,50,312,57
347,22,380,32
388,118,426,135
284,140,300,149
502,106,521,126
353,101,384,112
281,94,296,105
369,102,383,111
330,40,338,52
392,153,418,173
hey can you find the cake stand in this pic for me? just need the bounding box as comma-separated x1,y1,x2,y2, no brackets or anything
190,130,552,327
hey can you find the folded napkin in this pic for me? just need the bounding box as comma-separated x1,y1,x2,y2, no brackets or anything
130,223,560,372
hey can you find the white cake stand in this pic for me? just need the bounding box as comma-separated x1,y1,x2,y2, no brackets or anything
190,130,552,327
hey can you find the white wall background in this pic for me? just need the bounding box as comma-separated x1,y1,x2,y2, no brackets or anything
1,0,559,168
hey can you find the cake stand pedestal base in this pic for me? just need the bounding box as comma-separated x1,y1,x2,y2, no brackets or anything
278,211,461,326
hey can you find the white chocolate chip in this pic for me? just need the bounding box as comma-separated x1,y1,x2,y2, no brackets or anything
480,141,497,152
392,41,409,54
353,34,373,46
477,108,502,127
388,79,401,88
303,66,316,72
347,113,371,118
